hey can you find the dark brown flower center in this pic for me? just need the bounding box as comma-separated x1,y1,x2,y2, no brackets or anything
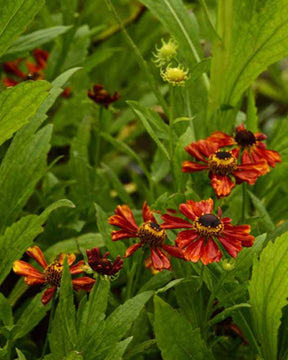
25,72,41,81
137,221,166,247
234,129,256,147
45,262,63,287
208,151,237,175
195,214,224,237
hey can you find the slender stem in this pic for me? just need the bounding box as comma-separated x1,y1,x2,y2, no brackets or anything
125,261,138,301
41,294,57,358
95,106,103,168
242,182,247,222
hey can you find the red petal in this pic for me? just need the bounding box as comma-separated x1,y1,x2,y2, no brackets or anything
142,201,156,222
69,260,85,275
162,244,185,259
111,229,138,241
3,77,19,87
175,230,199,248
161,213,193,229
210,174,235,198
13,260,44,279
218,236,242,258
201,238,222,265
26,246,47,269
206,131,235,147
180,199,214,220
124,243,142,258
182,161,209,172
41,287,56,305
151,247,171,270
185,140,216,162
109,205,138,233
184,238,204,262
72,277,95,292
25,276,45,286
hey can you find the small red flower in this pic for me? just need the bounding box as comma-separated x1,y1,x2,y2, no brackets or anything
88,84,120,108
182,139,269,198
108,202,184,271
2,49,49,86
206,123,281,168
86,247,123,276
161,199,254,265
13,246,95,305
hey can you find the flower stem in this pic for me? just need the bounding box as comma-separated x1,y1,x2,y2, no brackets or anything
125,261,138,301
95,106,103,168
41,294,57,358
242,182,247,222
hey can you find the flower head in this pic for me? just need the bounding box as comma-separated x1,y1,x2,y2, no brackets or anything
108,202,184,271
161,65,189,86
2,49,49,87
86,247,123,276
153,38,178,67
205,124,281,168
88,84,120,108
13,246,95,305
161,199,254,265
182,139,269,198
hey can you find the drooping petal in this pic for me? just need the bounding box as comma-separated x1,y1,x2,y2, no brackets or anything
41,287,56,305
252,146,281,168
161,213,193,229
111,229,139,241
150,247,171,270
26,246,47,269
72,277,95,292
182,161,209,172
69,260,85,275
233,161,269,185
3,59,26,79
109,205,138,233
175,230,199,248
124,243,142,258
161,244,185,259
210,174,235,198
3,77,19,87
25,276,46,286
184,238,204,262
218,236,242,258
142,201,157,223
201,238,222,265
206,131,235,147
13,260,44,279
185,140,217,162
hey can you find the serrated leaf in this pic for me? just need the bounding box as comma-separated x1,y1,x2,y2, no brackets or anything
249,232,288,360
104,337,133,360
5,26,71,57
0,198,73,285
0,0,44,57
49,260,77,357
154,296,207,360
0,81,50,147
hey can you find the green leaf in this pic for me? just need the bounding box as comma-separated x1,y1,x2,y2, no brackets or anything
0,81,50,147
154,296,207,360
246,87,258,132
95,291,153,357
0,198,74,285
207,303,251,327
0,294,13,326
0,125,53,230
104,337,133,360
15,349,27,360
249,232,288,360
49,260,77,357
248,191,275,233
151,148,170,184
127,101,170,160
0,0,45,57
13,292,51,340
4,26,71,57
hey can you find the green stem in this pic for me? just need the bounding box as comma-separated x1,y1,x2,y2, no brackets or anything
125,261,138,301
95,106,103,168
242,182,247,222
41,294,57,358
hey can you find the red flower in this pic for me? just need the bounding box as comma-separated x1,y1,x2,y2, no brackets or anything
206,123,281,168
3,49,49,86
108,202,184,271
182,139,269,198
161,199,254,265
88,84,120,108
13,246,95,305
86,247,123,276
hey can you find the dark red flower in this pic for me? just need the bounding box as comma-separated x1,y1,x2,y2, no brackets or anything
86,247,123,276
108,202,184,271
182,139,269,198
161,199,254,265
88,84,120,108
206,123,281,168
13,246,95,305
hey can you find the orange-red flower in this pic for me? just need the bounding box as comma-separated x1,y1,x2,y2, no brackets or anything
2,49,49,87
182,139,269,198
13,246,95,305
206,124,281,168
161,199,254,265
88,84,120,108
86,247,123,276
108,202,184,271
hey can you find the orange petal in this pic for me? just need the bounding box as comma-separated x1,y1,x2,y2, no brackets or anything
25,276,45,286
69,260,85,275
72,277,95,292
13,260,44,279
210,174,235,198
142,201,156,223
41,287,56,305
26,246,47,269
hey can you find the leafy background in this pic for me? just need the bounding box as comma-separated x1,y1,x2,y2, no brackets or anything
0,0,288,359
